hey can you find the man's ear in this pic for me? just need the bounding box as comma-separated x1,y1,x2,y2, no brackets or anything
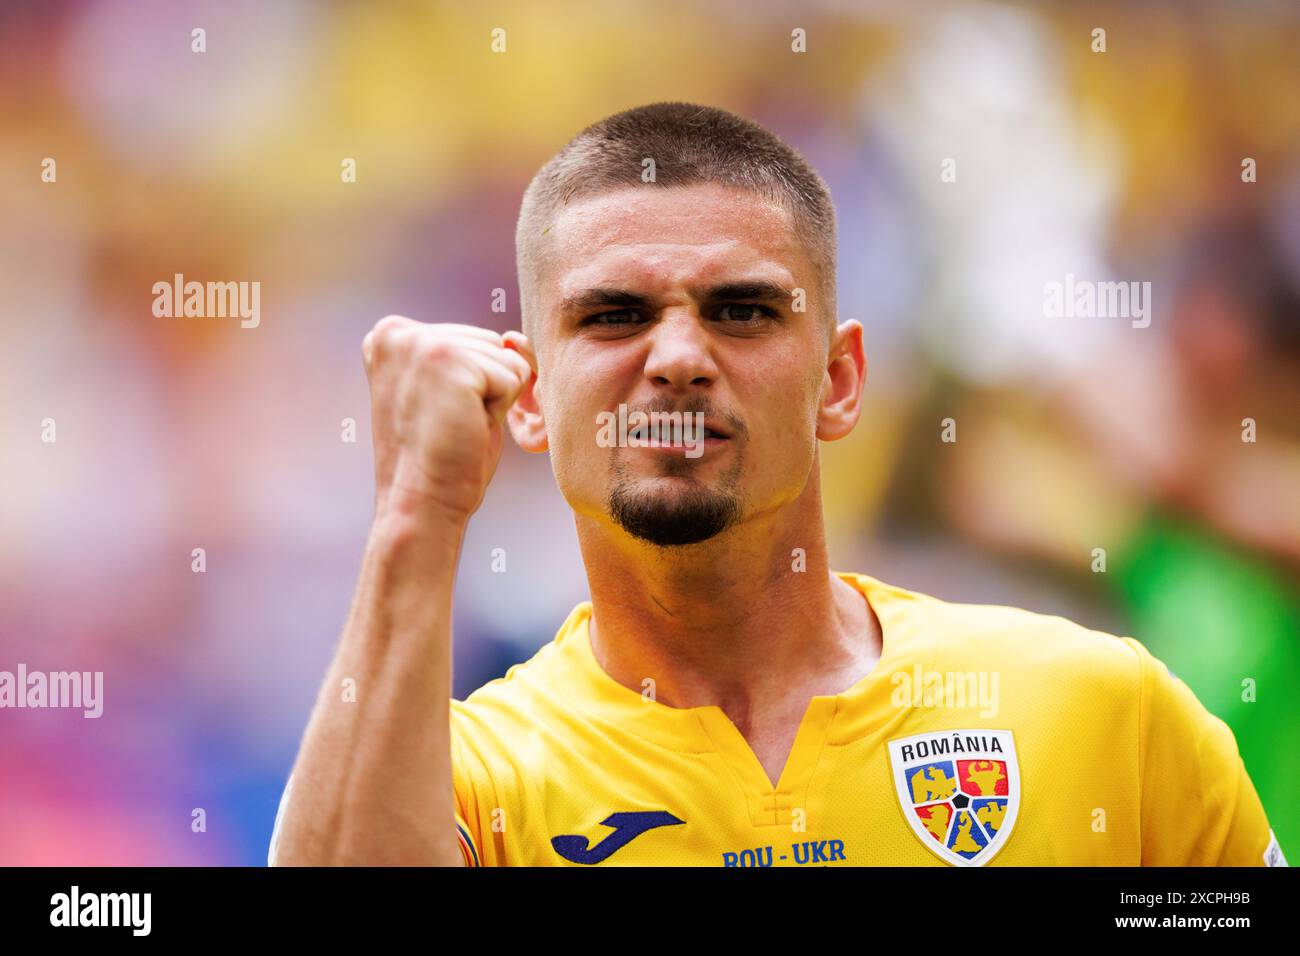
816,319,866,442
503,330,548,453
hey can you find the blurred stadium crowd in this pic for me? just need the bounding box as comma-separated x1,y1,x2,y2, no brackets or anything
0,0,1296,864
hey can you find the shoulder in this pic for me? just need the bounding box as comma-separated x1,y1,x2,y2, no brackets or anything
451,634,568,731
449,603,593,775
862,573,1148,687
448,606,608,840
880,573,1242,734
878,577,1230,737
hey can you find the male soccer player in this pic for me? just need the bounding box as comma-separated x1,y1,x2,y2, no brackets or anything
269,102,1285,867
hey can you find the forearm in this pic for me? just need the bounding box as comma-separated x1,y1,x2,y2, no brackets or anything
273,502,465,866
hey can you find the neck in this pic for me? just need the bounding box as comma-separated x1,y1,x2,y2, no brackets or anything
576,464,881,729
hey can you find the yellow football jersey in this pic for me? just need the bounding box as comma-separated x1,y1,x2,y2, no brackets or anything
450,571,1285,867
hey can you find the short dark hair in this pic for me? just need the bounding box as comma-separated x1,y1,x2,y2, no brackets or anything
516,101,837,337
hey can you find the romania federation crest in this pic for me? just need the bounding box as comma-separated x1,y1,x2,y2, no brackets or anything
887,729,1019,867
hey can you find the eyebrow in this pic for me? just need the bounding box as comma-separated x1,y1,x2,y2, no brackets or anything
559,281,794,313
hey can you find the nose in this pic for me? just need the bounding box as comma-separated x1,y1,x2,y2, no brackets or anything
642,309,718,390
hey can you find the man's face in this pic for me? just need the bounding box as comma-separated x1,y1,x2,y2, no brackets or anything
521,182,835,547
